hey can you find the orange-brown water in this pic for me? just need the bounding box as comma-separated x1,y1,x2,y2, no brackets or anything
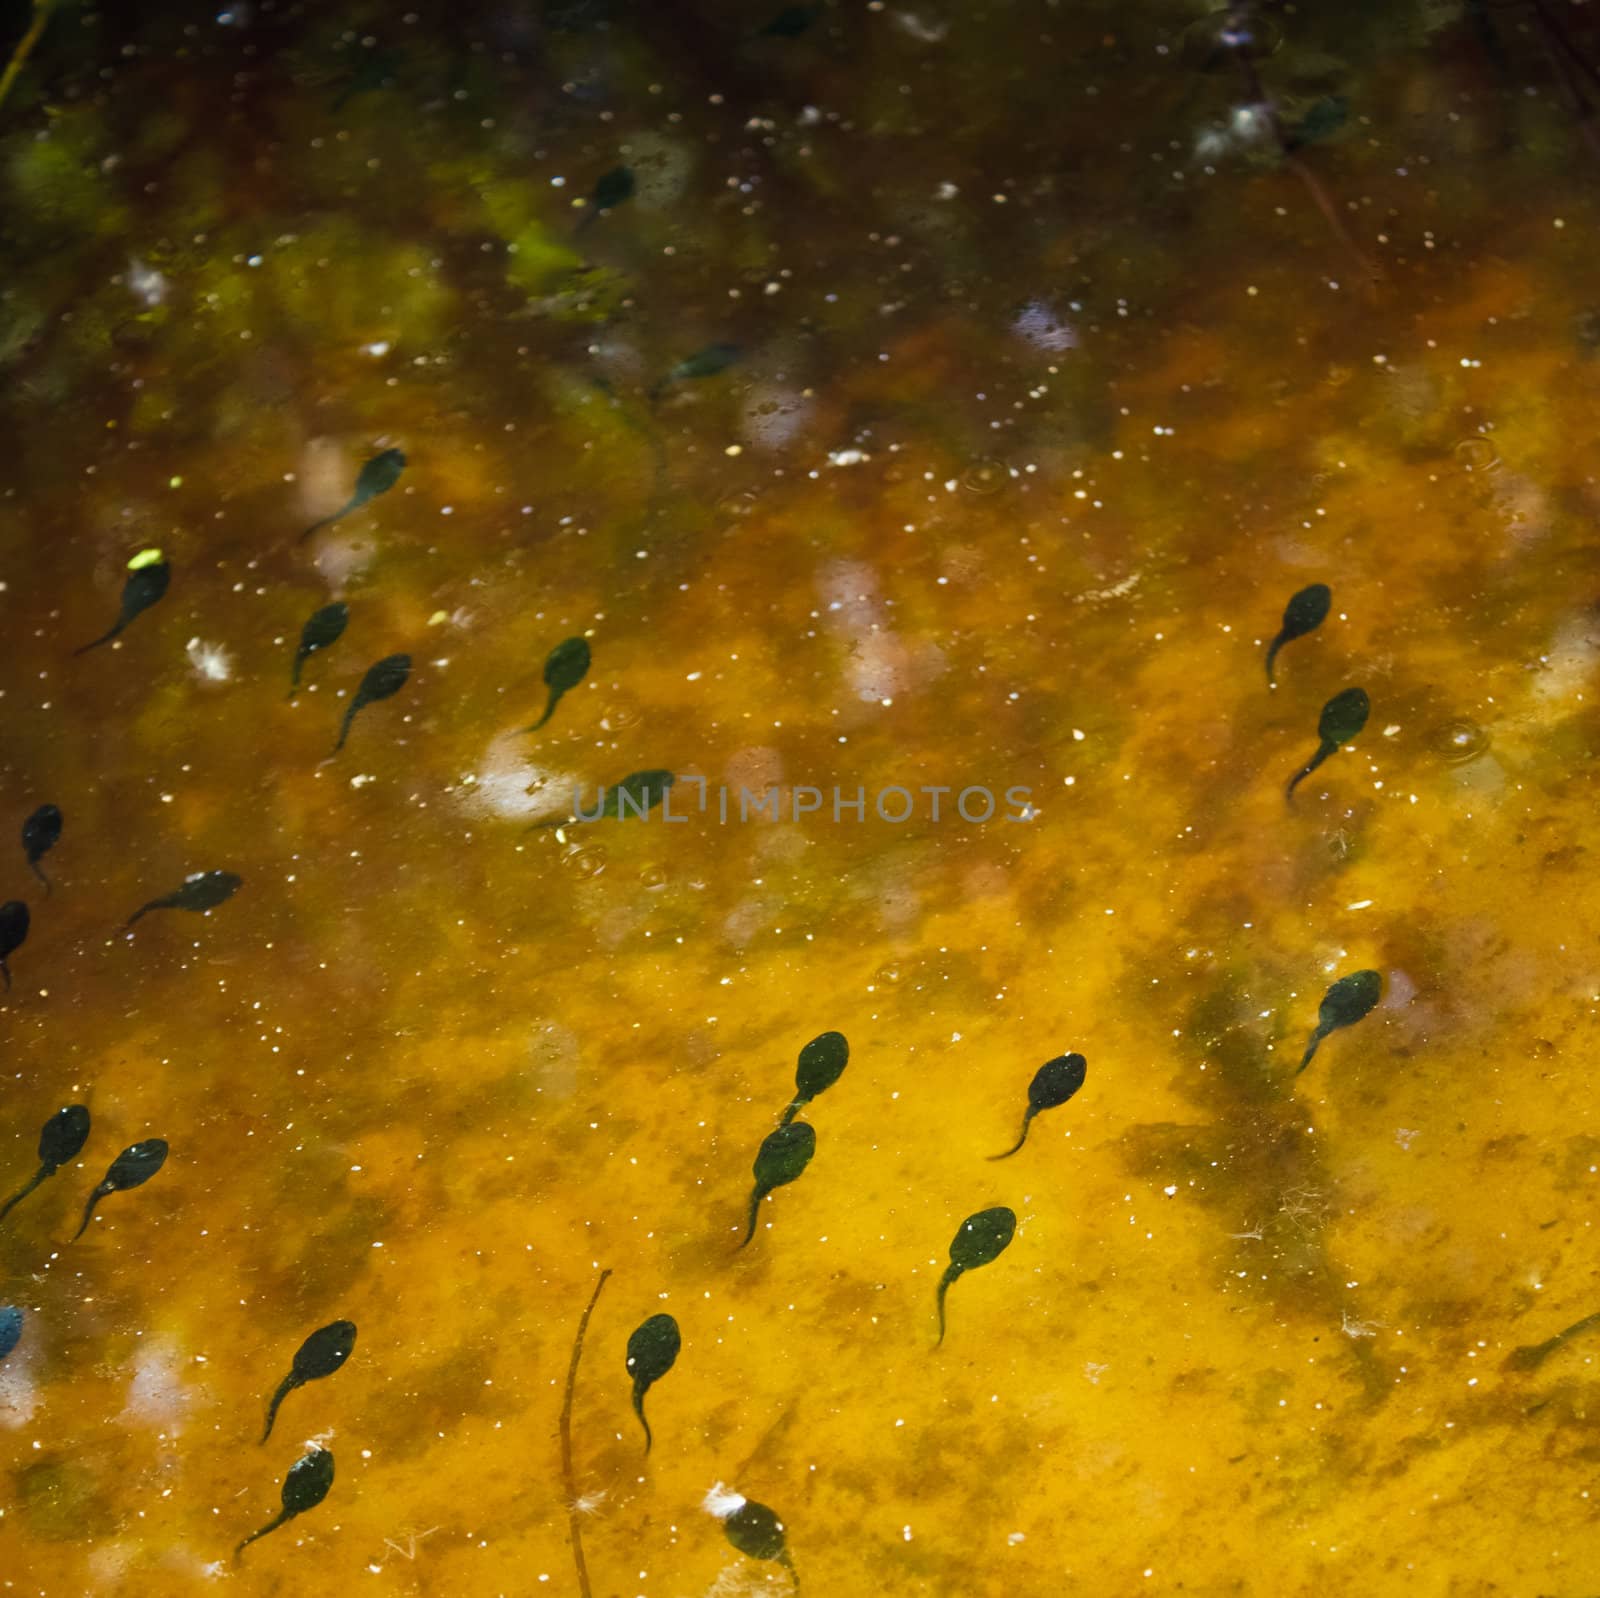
5,2,1600,1594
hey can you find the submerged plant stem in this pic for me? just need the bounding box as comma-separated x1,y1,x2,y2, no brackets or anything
561,1267,612,1598
0,0,55,117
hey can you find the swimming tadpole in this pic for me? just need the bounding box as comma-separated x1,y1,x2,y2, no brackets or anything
739,1121,816,1248
0,900,28,991
760,4,821,37
779,1030,848,1126
1297,969,1382,1074
936,1206,1016,1347
260,1319,357,1443
577,165,634,233
21,804,62,895
989,1052,1086,1160
235,1446,335,1562
74,548,170,656
525,636,590,732
649,341,741,402
0,1103,90,1224
724,1497,799,1591
1265,583,1330,686
332,653,411,754
72,1138,168,1240
290,602,349,695
298,448,406,544
1285,686,1369,802
127,869,241,927
582,769,676,821
625,1312,680,1455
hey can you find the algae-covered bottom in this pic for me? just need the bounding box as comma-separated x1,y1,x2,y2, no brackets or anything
4,1,1600,1594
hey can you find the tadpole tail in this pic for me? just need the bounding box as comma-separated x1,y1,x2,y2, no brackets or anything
289,653,306,693
1265,633,1286,686
0,958,9,992
73,618,126,656
632,1382,653,1454
1296,1024,1329,1075
777,1095,806,1129
779,1549,800,1593
72,1184,107,1241
0,1164,48,1223
332,701,360,754
235,1508,288,1562
935,1265,960,1347
298,500,353,545
1284,740,1332,803
261,1373,298,1444
525,686,561,733
739,1185,766,1248
987,1110,1033,1161
28,858,53,896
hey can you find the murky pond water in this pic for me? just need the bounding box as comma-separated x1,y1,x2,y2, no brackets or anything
5,1,1600,1593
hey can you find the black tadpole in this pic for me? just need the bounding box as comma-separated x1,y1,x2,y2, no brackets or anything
235,1447,335,1562
625,1312,681,1455
0,1103,90,1224
1265,583,1331,685
74,551,170,655
525,636,590,732
261,1320,357,1443
333,653,411,753
1286,686,1369,801
127,870,241,927
1298,969,1383,1073
290,602,349,694
724,1498,799,1591
779,1030,848,1126
21,804,62,895
73,1138,167,1240
989,1052,1086,1160
740,1121,816,1247
299,448,406,544
935,1206,1016,1347
0,899,28,991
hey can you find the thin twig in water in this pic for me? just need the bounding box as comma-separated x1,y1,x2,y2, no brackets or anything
0,0,56,116
561,1267,612,1598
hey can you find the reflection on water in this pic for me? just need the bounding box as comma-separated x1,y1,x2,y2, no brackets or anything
5,0,1600,1592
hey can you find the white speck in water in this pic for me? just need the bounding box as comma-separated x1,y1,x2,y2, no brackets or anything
127,257,168,307
702,1482,747,1520
185,638,232,683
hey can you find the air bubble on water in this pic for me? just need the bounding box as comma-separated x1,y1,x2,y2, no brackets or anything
1428,718,1489,764
961,458,1007,494
1453,436,1499,473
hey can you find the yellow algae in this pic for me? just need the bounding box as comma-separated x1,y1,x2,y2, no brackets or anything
8,5,1600,1597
